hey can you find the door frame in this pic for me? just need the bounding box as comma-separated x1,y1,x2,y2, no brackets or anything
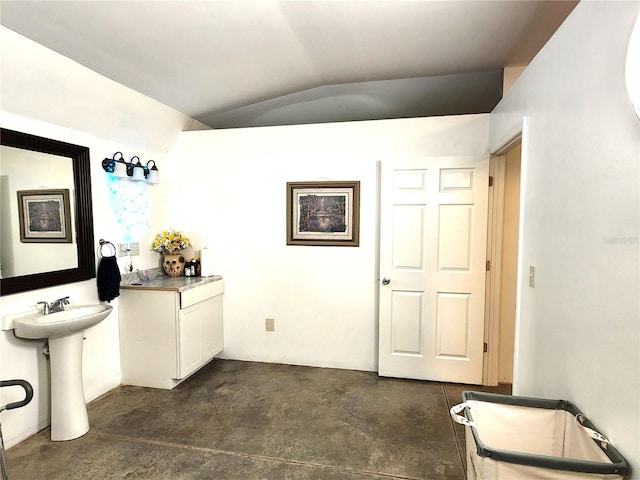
483,154,506,385
374,118,528,386
483,117,528,387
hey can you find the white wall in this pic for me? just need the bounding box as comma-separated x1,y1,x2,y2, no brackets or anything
0,27,200,448
490,1,640,470
167,115,489,372
503,66,526,95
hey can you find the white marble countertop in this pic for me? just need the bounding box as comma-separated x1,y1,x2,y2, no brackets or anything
120,268,223,292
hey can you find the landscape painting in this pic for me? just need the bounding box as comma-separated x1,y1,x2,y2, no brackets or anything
286,181,360,246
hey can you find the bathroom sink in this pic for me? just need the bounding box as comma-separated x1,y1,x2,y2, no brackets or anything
6,303,114,441
13,304,113,339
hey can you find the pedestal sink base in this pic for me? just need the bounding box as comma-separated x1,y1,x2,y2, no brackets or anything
49,331,89,441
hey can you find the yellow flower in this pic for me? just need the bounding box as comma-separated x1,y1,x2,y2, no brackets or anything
152,229,191,253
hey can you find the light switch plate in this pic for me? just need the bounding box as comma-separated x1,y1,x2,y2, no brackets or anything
529,265,536,288
118,242,140,257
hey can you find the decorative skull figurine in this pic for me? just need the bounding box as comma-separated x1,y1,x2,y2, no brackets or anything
163,252,185,277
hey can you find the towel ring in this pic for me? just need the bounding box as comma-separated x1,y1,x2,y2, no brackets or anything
98,239,117,258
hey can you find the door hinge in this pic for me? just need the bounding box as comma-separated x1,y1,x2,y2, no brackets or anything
483,342,488,353
486,260,491,271
489,176,494,187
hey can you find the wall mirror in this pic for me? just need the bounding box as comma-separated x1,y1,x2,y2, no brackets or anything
0,128,95,296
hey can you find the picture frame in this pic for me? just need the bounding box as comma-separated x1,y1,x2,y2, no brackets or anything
17,189,72,243
286,181,360,247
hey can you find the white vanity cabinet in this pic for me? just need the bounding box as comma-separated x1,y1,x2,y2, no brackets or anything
119,278,224,389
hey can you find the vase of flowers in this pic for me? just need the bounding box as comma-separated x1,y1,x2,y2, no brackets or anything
152,229,191,277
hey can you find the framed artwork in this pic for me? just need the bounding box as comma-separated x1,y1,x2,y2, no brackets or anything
286,181,360,246
17,189,72,243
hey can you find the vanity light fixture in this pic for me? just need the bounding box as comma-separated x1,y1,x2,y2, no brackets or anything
101,152,160,184
101,151,128,178
113,159,128,178
146,160,160,184
129,156,146,181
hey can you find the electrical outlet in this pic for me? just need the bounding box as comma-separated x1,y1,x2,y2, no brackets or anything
265,318,275,332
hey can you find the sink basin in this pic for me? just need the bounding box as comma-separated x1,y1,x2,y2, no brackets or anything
14,304,113,339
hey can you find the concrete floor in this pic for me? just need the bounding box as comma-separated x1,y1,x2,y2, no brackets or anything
5,360,511,480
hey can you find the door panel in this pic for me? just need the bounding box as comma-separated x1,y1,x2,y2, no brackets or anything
393,205,425,269
438,204,473,271
379,156,489,384
436,292,470,357
391,291,424,354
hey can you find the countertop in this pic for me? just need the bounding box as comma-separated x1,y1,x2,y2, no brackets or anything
120,268,223,292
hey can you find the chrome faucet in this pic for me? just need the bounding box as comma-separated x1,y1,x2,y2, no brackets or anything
37,301,50,315
37,296,70,315
50,296,70,313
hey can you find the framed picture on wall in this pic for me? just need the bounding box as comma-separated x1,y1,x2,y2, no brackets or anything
17,189,72,243
286,181,360,247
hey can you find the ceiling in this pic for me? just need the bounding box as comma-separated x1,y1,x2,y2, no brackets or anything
0,1,578,129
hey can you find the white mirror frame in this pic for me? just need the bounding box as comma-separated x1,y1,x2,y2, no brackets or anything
626,8,640,120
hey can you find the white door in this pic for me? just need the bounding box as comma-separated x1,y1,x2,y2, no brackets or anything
378,156,489,384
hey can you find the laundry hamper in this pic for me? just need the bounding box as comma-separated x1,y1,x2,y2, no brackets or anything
450,391,629,480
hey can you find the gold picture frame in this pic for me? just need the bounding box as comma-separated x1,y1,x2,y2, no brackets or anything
286,181,360,247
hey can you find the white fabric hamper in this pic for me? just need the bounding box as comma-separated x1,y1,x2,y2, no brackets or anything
450,392,629,480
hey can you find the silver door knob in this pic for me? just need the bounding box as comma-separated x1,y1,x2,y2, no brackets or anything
381,277,391,285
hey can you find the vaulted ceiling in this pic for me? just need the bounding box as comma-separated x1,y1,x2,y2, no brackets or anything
0,1,578,128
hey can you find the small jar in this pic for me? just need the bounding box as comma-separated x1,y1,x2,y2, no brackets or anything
184,260,192,277
193,258,201,276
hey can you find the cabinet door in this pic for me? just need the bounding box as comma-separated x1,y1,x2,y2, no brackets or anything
177,295,224,379
202,295,223,359
178,301,205,378
120,289,180,387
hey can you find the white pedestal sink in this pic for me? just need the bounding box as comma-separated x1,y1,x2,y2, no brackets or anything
9,304,113,441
